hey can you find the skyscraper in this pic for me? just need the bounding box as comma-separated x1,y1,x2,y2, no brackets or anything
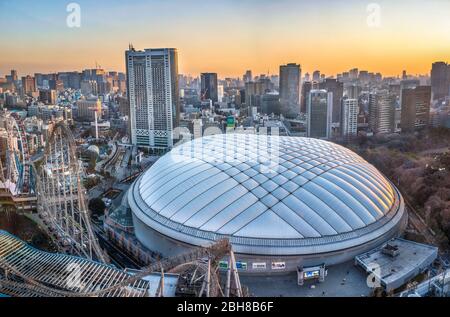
200,73,218,103
126,47,179,151
21,75,37,96
243,70,253,83
245,76,274,110
301,81,312,113
319,78,344,123
400,86,431,133
349,68,359,80
312,70,321,82
430,62,449,100
9,70,18,82
346,84,361,100
369,90,395,134
279,63,301,117
307,89,333,139
341,98,358,138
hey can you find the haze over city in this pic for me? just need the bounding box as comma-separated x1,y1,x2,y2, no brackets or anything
1,0,450,77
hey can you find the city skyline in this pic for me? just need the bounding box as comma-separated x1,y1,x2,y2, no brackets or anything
1,0,450,77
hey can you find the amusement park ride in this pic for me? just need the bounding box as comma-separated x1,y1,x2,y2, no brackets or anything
0,114,34,198
0,112,244,297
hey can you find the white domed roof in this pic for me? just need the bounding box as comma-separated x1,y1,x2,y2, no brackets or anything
129,134,404,255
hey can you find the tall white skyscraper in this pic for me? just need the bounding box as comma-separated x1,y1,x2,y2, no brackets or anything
307,89,333,139
341,98,358,138
126,47,179,151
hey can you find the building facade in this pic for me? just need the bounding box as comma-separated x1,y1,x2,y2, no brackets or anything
369,90,395,134
319,78,344,123
401,86,431,133
341,98,358,138
76,99,102,122
126,47,179,151
279,63,301,117
307,89,333,139
431,62,449,101
200,73,218,103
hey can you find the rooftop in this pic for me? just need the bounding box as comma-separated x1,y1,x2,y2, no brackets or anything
130,134,405,255
355,238,438,292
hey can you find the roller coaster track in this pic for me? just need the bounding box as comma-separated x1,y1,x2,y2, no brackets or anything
0,232,236,297
32,122,109,263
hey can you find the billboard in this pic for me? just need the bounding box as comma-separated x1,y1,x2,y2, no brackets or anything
271,262,286,270
226,116,235,128
252,262,267,270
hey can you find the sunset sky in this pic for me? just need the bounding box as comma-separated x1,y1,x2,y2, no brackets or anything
1,0,449,78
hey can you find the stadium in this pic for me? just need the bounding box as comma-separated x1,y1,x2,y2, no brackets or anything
128,134,407,274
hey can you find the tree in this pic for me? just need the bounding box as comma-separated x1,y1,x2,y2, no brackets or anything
88,198,106,217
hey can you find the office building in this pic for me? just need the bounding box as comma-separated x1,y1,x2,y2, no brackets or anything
200,73,218,103
400,86,431,133
261,92,281,115
312,71,321,82
39,89,57,105
369,90,395,134
431,62,449,100
279,63,301,117
243,70,252,83
21,75,37,96
307,89,333,139
245,76,274,110
76,99,102,122
301,81,312,113
341,98,358,138
319,78,344,123
126,47,179,151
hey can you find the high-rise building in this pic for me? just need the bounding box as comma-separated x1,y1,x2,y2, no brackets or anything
312,70,321,82
358,71,369,84
200,73,218,103
243,70,252,83
400,86,431,133
245,76,274,110
218,85,224,103
76,99,102,122
126,47,179,151
319,78,344,123
369,90,395,134
307,89,333,139
304,73,310,82
21,75,37,96
39,89,57,105
349,68,359,80
301,81,312,114
341,98,358,138
9,70,18,82
261,92,281,115
279,63,301,117
81,80,98,96
430,62,449,100
346,84,361,100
